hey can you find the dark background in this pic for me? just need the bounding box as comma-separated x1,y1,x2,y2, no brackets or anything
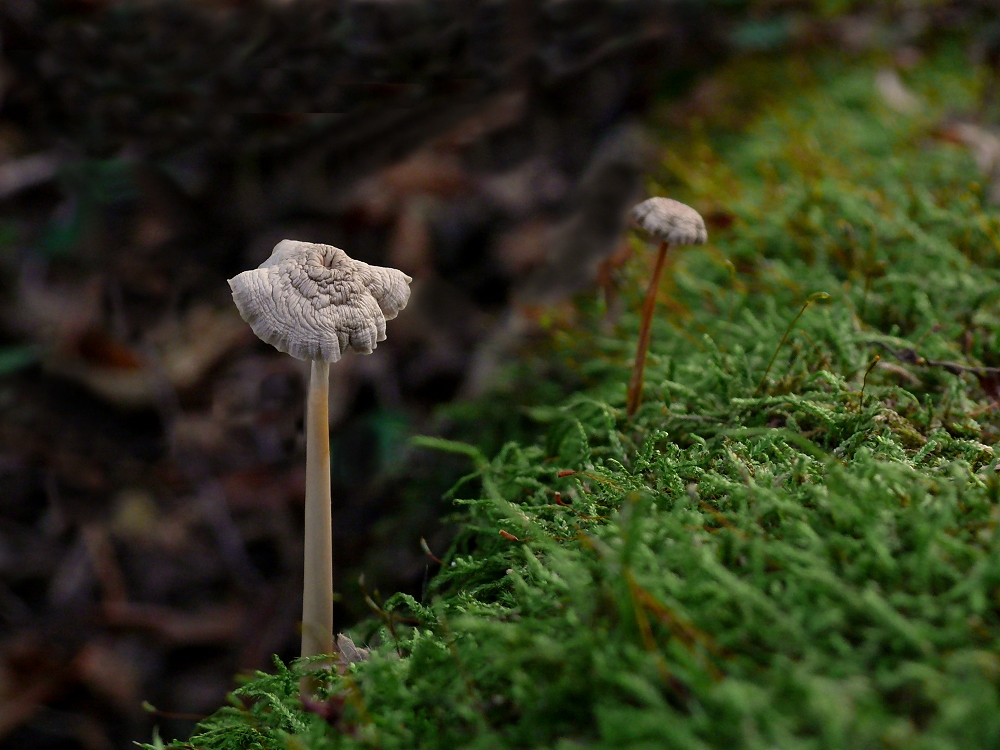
0,1,990,748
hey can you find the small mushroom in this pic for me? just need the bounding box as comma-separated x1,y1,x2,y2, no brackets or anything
230,239,411,363
626,198,706,417
229,240,411,665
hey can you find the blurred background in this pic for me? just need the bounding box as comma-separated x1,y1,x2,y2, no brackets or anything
0,1,995,748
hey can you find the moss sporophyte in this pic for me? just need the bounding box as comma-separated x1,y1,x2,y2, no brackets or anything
160,47,1000,750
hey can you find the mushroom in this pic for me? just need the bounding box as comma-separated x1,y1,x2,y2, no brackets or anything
229,240,411,664
626,198,706,417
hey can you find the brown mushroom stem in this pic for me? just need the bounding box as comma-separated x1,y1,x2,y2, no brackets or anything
626,240,670,418
302,359,333,661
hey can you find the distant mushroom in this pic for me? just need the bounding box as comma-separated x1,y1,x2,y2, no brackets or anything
626,198,707,417
229,240,411,665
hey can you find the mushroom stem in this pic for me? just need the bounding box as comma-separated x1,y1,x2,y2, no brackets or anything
302,359,333,661
626,240,670,418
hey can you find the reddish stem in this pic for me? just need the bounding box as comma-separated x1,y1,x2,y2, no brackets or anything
626,240,670,417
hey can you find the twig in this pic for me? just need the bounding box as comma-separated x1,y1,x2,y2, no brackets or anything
968,400,1000,419
873,341,1000,378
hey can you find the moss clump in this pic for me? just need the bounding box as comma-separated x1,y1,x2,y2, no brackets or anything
159,44,1000,749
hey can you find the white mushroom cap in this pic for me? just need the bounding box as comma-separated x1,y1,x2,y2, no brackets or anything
630,197,707,246
229,239,412,363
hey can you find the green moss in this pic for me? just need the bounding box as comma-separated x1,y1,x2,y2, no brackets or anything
161,45,1000,749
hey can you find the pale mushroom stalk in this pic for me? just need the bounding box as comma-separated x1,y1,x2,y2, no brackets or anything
229,240,411,681
625,198,707,418
302,359,332,658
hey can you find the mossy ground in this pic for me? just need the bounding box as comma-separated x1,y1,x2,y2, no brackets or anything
156,41,1000,750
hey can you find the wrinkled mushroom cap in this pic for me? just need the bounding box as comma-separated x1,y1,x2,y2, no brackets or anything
630,197,707,246
229,240,411,363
